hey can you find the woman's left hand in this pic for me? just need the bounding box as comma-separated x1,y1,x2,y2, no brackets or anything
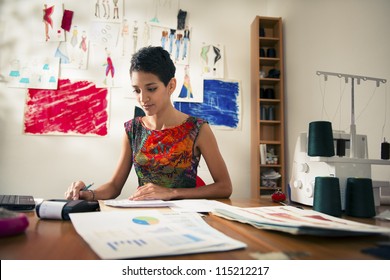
129,183,174,201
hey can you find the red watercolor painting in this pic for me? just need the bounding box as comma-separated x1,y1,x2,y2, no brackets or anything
24,79,108,136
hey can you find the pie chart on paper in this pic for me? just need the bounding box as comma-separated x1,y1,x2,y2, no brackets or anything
132,216,160,225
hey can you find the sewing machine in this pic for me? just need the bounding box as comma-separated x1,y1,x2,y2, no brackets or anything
290,71,390,208
288,131,389,209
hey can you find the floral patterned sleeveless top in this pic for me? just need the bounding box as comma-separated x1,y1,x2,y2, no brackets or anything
124,116,208,188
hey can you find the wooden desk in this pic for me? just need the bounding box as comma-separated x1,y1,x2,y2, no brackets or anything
1,197,389,260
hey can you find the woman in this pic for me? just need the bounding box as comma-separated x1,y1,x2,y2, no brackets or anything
65,46,232,201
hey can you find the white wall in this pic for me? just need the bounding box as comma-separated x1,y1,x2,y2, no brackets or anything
0,0,266,199
267,0,390,183
1,0,389,200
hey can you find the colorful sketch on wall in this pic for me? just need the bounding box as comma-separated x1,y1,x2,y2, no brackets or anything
55,25,90,69
174,79,241,129
91,0,123,23
147,23,195,102
200,43,224,79
171,64,203,103
24,79,109,136
7,57,59,89
177,65,193,100
42,2,65,42
89,44,120,88
149,24,191,65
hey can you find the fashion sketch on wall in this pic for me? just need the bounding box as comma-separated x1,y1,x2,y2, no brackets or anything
149,24,191,65
200,43,224,79
42,2,66,42
7,57,59,89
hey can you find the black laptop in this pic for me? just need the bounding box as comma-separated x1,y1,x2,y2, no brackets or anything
0,195,36,210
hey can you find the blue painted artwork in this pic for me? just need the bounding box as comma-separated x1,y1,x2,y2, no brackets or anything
174,79,240,129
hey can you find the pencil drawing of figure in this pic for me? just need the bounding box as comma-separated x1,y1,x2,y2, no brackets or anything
132,20,138,54
143,22,150,47
43,4,54,41
121,19,129,56
70,26,78,47
95,0,100,18
102,0,109,19
79,31,88,53
113,0,119,19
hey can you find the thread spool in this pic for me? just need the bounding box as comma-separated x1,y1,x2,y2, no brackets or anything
381,139,389,160
260,48,266,57
264,88,275,99
336,139,346,157
267,48,276,58
345,178,376,218
313,177,342,217
260,106,267,120
259,27,265,37
268,106,275,120
308,121,335,157
260,88,265,98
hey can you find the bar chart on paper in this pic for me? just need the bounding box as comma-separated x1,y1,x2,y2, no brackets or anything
69,210,246,259
107,238,148,251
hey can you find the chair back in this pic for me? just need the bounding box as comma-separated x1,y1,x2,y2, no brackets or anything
196,176,206,188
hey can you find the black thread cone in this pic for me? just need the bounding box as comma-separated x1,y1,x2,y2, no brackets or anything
308,121,335,157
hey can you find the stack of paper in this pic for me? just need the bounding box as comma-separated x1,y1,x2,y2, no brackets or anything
70,210,246,259
104,199,175,208
103,199,228,213
213,205,390,236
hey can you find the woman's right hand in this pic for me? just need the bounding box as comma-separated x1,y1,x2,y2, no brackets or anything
65,181,90,200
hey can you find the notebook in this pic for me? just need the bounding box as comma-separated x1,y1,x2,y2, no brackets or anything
0,195,36,210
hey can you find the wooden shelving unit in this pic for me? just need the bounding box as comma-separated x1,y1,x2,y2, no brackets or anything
250,16,285,197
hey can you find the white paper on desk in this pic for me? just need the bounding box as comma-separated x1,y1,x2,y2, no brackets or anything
376,210,390,221
169,199,229,213
103,199,175,208
69,210,246,259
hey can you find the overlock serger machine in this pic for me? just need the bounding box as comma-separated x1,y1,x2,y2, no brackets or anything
289,131,371,209
289,71,389,209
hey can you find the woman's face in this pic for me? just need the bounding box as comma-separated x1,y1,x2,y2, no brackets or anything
131,71,175,116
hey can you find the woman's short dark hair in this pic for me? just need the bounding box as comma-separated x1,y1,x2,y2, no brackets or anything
130,46,176,86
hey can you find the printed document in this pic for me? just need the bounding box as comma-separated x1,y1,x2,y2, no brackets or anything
103,199,175,208
103,199,229,213
213,205,390,236
70,210,246,259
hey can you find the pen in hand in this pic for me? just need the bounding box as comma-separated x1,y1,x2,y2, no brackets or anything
82,183,94,191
